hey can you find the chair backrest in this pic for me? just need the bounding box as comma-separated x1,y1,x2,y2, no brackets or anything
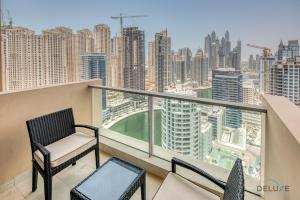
223,158,244,200
26,108,75,152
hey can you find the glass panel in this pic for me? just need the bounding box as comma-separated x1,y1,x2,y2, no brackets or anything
100,89,149,152
152,96,262,193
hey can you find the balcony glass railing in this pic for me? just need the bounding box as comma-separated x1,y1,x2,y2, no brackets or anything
100,90,150,153
90,85,267,194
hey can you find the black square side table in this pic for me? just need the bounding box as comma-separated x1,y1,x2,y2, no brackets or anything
70,157,146,200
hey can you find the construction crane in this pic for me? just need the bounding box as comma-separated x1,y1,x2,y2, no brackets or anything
246,44,271,58
111,13,148,33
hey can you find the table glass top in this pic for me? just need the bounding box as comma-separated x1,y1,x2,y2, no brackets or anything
76,160,139,200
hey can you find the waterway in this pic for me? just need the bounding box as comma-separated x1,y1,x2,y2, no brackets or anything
108,90,210,147
109,110,162,146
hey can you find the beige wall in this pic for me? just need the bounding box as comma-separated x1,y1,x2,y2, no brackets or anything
0,80,101,184
263,95,300,200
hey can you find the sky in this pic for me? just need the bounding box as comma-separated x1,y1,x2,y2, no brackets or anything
3,0,300,61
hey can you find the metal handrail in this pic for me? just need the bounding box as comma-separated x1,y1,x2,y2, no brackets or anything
89,85,267,113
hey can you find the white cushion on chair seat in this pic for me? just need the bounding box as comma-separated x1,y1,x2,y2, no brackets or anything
34,132,97,169
153,172,220,200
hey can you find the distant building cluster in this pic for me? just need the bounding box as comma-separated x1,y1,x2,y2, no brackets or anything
247,54,260,72
2,20,300,110
204,31,241,70
1,23,113,91
148,30,211,92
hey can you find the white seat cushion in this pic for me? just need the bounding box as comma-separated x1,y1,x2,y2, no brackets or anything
34,132,97,169
153,172,220,200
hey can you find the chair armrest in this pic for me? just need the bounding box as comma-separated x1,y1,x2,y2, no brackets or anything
33,142,51,171
74,124,99,138
33,142,50,156
171,157,225,190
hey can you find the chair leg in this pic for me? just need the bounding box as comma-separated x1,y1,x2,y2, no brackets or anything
95,146,100,168
32,165,38,192
141,181,146,200
44,175,52,200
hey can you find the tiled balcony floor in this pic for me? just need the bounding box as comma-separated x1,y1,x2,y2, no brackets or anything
0,151,163,200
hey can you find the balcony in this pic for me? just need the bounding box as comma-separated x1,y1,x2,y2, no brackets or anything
0,80,299,200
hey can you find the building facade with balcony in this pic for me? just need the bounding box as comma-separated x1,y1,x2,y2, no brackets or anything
123,27,145,91
154,30,172,92
161,86,212,160
270,56,300,107
212,68,242,128
80,53,106,108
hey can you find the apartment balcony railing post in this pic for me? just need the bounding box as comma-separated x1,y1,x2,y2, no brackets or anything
92,87,102,128
260,112,266,197
148,96,154,157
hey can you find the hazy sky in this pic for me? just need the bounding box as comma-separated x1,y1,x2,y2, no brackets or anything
3,0,300,60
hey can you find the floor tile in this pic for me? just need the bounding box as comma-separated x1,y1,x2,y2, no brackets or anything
0,186,24,200
1,151,163,200
56,162,95,188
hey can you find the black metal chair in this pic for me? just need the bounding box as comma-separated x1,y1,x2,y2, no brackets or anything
26,108,100,200
153,158,244,200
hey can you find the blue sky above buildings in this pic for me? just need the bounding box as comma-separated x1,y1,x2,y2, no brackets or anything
4,0,300,60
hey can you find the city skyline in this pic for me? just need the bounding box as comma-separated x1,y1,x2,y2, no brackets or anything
1,2,299,197
3,0,300,61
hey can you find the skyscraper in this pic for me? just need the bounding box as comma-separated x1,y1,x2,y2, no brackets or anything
221,37,226,55
287,40,299,58
161,85,212,160
212,68,242,128
277,40,299,60
191,49,209,86
204,34,211,54
43,27,76,84
208,107,224,141
225,30,230,42
210,40,219,69
255,54,260,72
225,31,231,67
204,34,211,68
80,53,106,108
277,40,285,60
248,54,255,71
211,31,216,42
236,40,242,70
154,30,171,92
77,29,94,53
173,53,185,84
2,24,86,91
218,46,225,68
80,53,106,80
123,27,145,91
94,24,111,86
243,80,260,105
259,56,275,94
3,26,44,91
74,29,94,82
110,34,123,88
205,30,232,69
147,41,155,87
265,40,300,99
270,56,300,107
178,48,192,79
